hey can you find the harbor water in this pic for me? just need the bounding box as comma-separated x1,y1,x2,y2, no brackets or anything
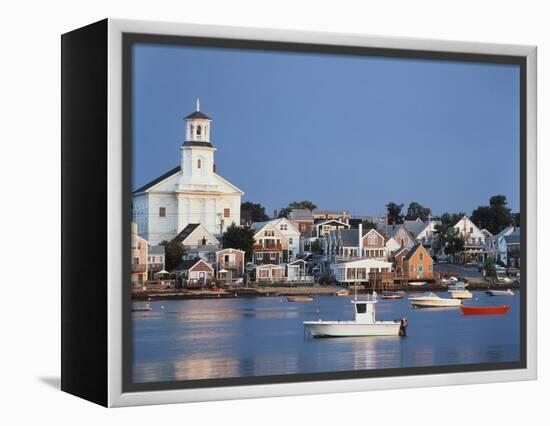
132,290,520,383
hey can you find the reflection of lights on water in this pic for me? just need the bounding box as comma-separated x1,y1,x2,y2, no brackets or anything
173,356,240,381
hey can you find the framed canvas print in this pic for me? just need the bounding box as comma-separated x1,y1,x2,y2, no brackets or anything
61,19,537,407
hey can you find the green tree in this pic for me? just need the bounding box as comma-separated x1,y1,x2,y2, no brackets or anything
406,201,432,221
512,212,520,227
159,239,187,271
241,201,269,223
362,219,378,230
471,194,514,234
443,228,465,257
385,202,404,225
433,212,465,254
222,224,256,261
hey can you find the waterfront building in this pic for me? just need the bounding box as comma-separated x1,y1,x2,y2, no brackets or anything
286,259,312,282
326,224,388,262
394,244,434,281
132,101,244,245
452,215,489,263
252,222,289,265
253,264,285,283
252,218,301,260
176,258,215,287
147,245,165,280
131,222,148,284
213,248,245,282
331,258,393,287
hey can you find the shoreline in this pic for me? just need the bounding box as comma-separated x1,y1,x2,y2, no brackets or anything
132,282,520,301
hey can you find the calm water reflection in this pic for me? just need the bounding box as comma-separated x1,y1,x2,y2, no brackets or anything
132,291,520,383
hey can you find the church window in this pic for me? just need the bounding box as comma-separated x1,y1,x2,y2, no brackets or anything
159,207,166,217
224,208,230,218
197,159,202,169
197,125,202,135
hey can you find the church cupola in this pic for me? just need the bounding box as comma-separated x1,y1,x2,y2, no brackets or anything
183,98,212,146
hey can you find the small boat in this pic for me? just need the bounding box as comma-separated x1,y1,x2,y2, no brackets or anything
461,305,511,315
447,282,472,299
382,291,404,299
304,292,407,337
334,289,351,297
486,289,515,296
287,296,314,302
408,281,427,286
132,304,152,312
409,292,462,308
441,276,459,285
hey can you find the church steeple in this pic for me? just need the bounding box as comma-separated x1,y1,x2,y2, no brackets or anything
184,98,212,145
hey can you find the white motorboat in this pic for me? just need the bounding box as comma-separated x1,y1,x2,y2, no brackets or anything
408,281,427,286
447,281,472,299
441,276,459,286
409,292,462,308
487,289,515,296
448,289,473,299
303,292,407,337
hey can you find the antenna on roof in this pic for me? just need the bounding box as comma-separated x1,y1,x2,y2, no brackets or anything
196,97,200,112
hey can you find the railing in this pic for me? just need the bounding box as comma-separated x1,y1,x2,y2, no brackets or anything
334,255,361,262
368,272,395,282
218,261,242,269
131,264,147,273
253,243,283,250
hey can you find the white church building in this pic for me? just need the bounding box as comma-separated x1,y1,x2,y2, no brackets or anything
132,100,244,245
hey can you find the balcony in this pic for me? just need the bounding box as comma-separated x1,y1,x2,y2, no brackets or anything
131,264,147,273
253,243,283,251
218,261,242,269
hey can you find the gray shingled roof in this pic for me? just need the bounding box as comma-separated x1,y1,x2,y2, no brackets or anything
404,244,422,261
148,245,165,255
504,229,520,245
289,209,313,220
184,110,211,120
174,224,200,243
339,229,359,246
403,221,428,237
132,166,180,194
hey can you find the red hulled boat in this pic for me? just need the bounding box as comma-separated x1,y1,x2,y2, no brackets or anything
461,305,511,315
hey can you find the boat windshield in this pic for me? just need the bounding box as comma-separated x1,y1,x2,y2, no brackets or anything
356,303,367,314
424,292,438,297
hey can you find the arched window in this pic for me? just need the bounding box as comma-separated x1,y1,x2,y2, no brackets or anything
197,159,202,169
197,125,202,135
190,125,194,135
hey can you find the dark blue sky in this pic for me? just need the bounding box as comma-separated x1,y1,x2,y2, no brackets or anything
132,43,520,216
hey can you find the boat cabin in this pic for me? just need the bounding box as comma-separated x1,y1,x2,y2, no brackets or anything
351,299,376,324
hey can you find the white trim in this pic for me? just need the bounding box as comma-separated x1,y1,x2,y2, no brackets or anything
107,18,537,407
